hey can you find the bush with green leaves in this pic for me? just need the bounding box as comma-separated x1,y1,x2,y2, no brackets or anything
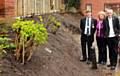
0,36,15,58
12,17,48,64
46,15,61,34
65,0,80,11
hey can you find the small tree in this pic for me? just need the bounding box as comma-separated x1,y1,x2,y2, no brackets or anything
12,15,61,64
12,17,48,64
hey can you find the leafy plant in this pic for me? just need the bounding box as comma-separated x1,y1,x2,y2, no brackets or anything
65,0,80,11
12,17,48,64
39,16,43,22
0,36,15,58
46,15,61,34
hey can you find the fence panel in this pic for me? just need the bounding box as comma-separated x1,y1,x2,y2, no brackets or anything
16,0,63,16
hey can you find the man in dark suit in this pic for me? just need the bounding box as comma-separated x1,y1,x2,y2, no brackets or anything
80,10,97,64
103,9,120,70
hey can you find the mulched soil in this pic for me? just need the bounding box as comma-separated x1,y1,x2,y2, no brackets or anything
0,13,119,76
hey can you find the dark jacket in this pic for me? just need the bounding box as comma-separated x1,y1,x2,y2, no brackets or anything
80,17,97,42
80,18,97,35
103,16,120,38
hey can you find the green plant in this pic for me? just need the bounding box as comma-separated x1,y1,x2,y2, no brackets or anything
12,17,48,64
39,16,43,22
65,0,80,11
0,36,15,58
46,15,61,34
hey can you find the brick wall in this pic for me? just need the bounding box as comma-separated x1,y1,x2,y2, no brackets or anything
0,0,4,9
0,0,5,17
5,0,15,17
80,0,120,19
2,0,64,17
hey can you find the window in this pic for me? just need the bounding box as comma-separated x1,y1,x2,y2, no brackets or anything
86,4,92,12
104,3,120,16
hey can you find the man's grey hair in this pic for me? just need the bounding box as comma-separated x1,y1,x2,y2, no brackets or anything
106,9,113,13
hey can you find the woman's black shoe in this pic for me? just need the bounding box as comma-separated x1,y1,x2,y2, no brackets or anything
110,66,116,70
107,64,112,67
80,59,86,62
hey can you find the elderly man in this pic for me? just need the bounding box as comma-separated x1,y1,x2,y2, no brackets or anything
80,10,97,64
103,9,120,70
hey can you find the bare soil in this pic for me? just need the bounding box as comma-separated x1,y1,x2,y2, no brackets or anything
0,13,119,76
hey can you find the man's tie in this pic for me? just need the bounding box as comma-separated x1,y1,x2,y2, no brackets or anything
87,18,90,35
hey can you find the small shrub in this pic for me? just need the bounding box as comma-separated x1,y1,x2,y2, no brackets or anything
46,15,61,34
12,17,48,64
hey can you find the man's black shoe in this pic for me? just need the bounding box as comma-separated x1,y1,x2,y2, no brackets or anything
107,64,112,67
101,62,106,65
110,66,116,70
86,60,91,64
80,59,86,62
91,66,97,70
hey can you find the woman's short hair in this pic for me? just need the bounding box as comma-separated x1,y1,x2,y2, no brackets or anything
98,11,106,17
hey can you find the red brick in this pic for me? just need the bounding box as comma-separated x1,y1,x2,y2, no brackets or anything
0,0,5,17
80,0,120,19
5,0,15,17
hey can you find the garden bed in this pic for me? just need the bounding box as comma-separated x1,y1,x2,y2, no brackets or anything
0,13,108,76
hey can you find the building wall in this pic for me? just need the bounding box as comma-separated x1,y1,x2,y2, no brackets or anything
80,0,120,19
15,0,63,16
0,0,5,17
0,0,64,18
5,0,15,17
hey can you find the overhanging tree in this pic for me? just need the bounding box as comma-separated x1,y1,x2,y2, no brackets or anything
65,0,81,11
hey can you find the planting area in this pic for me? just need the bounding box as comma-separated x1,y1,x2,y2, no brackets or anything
0,13,119,76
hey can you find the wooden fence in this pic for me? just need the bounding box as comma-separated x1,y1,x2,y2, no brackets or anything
15,0,63,16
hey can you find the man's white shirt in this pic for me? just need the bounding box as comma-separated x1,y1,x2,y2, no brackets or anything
108,17,115,37
84,17,91,35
